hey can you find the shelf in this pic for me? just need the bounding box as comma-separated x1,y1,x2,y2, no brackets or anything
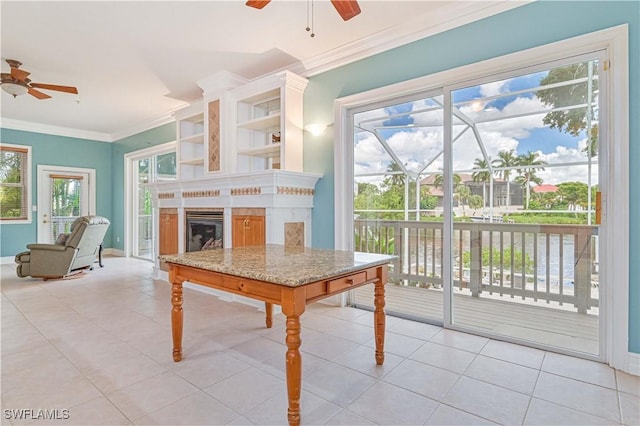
180,132,205,144
237,143,280,158
239,88,280,106
180,158,205,166
238,113,280,131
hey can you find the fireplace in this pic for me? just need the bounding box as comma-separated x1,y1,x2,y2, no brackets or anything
185,211,224,252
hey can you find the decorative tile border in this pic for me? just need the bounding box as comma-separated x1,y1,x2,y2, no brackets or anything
277,187,315,196
183,190,220,198
158,192,175,199
231,187,261,196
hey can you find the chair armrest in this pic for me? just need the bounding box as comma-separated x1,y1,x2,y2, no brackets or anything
26,243,69,252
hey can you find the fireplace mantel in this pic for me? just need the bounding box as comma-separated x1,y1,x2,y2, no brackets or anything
147,170,321,209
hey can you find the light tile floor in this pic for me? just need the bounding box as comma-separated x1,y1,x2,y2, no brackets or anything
1,257,638,425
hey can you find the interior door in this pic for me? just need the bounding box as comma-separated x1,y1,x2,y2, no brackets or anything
37,165,95,243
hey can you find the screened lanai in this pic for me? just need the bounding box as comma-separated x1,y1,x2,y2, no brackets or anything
350,58,602,357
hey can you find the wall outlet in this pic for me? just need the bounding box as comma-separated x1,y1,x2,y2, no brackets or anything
116,237,120,242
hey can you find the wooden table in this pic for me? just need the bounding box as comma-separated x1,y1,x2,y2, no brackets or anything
160,245,395,426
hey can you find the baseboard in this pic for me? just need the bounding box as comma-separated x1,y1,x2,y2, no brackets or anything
104,248,125,257
626,351,640,376
1,256,16,265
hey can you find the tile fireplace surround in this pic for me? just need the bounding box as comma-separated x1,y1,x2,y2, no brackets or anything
147,170,322,275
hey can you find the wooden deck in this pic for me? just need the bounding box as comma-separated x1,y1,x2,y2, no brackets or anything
352,283,599,355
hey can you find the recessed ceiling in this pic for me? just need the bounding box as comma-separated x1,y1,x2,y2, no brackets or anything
0,1,525,141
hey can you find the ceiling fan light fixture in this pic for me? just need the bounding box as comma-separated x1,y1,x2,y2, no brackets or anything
2,82,28,97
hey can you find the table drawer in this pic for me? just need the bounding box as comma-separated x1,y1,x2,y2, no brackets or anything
327,271,367,293
223,276,281,301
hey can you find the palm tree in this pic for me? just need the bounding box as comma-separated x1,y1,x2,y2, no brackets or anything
472,158,491,210
516,151,546,209
493,150,518,208
433,172,461,189
382,162,405,189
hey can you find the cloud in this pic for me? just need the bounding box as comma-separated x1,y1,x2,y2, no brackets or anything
480,80,509,97
536,140,598,185
353,89,595,187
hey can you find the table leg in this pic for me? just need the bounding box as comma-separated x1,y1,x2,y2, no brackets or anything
171,281,184,362
374,278,386,365
285,314,302,426
265,302,273,328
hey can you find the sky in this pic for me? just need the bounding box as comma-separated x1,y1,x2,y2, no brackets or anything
354,62,599,188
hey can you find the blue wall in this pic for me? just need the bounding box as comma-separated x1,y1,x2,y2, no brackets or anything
303,1,639,351
110,123,176,252
0,128,113,254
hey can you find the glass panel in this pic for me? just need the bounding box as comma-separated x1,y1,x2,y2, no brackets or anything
132,151,176,260
50,177,82,241
351,92,446,324
0,148,26,219
449,59,600,356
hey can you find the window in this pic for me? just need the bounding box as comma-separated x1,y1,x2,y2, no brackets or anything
0,143,31,222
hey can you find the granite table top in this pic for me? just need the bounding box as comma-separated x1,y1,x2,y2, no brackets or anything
159,244,397,287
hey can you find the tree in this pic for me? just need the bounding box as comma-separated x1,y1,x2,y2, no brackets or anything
468,194,484,211
493,150,518,207
433,173,461,189
516,151,546,209
454,184,471,215
557,182,589,211
0,150,23,218
354,182,382,219
382,162,405,189
419,186,438,210
537,62,599,158
472,158,491,209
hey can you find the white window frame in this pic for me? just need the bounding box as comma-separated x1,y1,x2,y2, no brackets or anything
0,143,32,224
334,25,630,372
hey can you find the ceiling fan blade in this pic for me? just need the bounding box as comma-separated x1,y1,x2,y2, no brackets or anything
10,67,30,82
246,0,271,9
28,88,51,100
331,0,361,21
30,83,78,94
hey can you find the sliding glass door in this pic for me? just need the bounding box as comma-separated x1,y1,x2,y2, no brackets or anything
129,148,176,260
351,90,446,324
350,53,605,358
447,56,603,356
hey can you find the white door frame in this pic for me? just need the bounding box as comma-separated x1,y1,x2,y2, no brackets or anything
36,165,96,243
124,141,176,258
334,25,630,372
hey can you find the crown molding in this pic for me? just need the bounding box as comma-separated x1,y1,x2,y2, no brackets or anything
301,0,531,77
0,118,112,142
110,110,182,142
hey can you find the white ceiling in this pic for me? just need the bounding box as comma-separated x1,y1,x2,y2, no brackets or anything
0,1,524,141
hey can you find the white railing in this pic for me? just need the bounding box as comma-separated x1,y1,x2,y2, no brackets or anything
354,219,598,314
51,216,77,238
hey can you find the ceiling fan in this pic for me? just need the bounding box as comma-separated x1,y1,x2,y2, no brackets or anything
246,0,361,21
1,59,78,99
